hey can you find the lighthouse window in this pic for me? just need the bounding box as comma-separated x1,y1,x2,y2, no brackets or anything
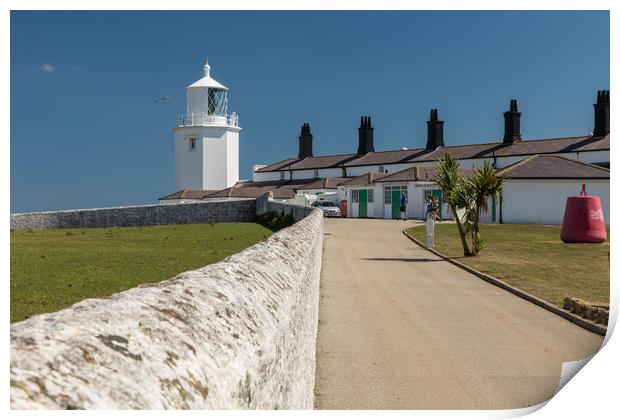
208,89,227,116
189,137,197,150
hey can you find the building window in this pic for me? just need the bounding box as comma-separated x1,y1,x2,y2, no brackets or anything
378,165,384,173
368,189,374,203
351,189,359,203
189,137,197,150
424,189,443,202
341,167,347,177
385,185,407,204
314,169,319,178
280,172,285,180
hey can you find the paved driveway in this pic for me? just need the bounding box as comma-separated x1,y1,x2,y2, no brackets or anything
314,218,603,409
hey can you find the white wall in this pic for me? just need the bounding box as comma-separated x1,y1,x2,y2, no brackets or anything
175,125,241,191
291,170,315,180
501,179,610,225
187,86,208,115
252,171,282,182
175,129,203,190
226,131,240,188
202,130,228,190
345,186,382,218
292,168,343,180
574,150,610,165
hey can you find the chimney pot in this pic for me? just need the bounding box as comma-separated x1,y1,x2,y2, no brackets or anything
426,109,445,150
298,123,313,159
593,89,610,137
503,99,522,144
357,115,375,154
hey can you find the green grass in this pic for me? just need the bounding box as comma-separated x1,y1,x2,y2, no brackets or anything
10,223,274,323
406,224,609,308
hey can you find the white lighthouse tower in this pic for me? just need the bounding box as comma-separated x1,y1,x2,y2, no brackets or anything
174,60,241,191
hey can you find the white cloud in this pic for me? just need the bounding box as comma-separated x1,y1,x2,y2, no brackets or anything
68,65,82,72
40,63,56,73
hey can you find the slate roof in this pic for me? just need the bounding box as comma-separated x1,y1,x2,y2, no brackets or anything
374,166,475,183
496,155,610,179
158,189,217,200
338,172,390,186
294,177,352,190
255,134,610,172
203,179,317,200
256,154,356,173
160,177,354,202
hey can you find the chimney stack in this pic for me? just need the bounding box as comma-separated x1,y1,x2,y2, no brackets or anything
503,99,522,144
426,109,445,150
593,90,610,137
357,116,375,155
298,123,313,159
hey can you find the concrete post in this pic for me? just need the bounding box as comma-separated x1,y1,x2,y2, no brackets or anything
426,217,435,249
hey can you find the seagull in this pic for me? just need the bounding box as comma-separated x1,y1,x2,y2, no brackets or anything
154,96,170,104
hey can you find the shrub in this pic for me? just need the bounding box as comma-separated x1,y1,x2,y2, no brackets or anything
257,212,295,232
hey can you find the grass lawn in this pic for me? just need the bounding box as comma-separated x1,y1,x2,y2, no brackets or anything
10,223,273,323
406,224,609,308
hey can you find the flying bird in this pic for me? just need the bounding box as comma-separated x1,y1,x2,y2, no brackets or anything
154,96,170,104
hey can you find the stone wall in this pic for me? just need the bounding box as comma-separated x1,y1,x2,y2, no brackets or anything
10,199,256,230
10,206,324,409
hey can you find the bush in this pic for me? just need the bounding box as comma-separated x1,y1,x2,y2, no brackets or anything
257,212,295,232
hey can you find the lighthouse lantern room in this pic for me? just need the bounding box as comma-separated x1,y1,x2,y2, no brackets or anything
174,60,241,191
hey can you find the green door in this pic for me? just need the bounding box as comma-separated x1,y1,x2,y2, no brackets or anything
359,189,368,218
391,190,400,219
431,189,443,219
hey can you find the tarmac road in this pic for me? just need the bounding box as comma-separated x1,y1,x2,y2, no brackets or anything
314,218,604,409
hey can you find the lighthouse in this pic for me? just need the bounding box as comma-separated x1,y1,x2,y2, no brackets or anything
174,60,241,191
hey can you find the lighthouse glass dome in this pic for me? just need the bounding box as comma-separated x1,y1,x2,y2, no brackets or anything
178,61,239,128
208,88,228,116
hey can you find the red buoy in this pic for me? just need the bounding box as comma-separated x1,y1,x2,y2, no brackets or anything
560,184,607,243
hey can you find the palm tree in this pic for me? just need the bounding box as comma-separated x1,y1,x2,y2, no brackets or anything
433,154,472,256
469,161,505,255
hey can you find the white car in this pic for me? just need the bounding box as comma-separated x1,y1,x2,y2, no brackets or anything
311,201,342,217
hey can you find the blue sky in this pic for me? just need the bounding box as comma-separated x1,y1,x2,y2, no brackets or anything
10,11,609,212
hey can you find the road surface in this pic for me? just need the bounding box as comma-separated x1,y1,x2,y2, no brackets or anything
314,218,604,409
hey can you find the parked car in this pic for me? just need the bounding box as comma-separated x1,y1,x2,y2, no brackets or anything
311,201,342,217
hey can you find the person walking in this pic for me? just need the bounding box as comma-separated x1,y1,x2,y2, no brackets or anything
431,196,441,222
400,192,408,221
424,196,433,220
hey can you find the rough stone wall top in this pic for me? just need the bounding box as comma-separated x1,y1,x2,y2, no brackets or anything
10,199,256,230
10,208,323,409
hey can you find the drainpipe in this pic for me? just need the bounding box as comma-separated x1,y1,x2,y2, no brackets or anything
499,196,503,224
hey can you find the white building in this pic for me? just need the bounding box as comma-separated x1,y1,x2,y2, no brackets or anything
338,156,610,225
161,70,610,226
174,60,241,191
244,93,610,225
